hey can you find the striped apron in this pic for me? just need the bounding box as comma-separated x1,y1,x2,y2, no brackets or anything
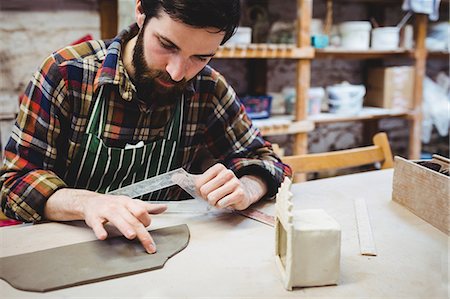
64,86,184,200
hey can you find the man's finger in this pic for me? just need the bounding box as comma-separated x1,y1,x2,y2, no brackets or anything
135,225,157,254
196,163,224,186
144,203,168,214
201,170,235,196
110,204,158,253
206,180,236,206
127,202,153,227
90,218,108,240
108,213,138,240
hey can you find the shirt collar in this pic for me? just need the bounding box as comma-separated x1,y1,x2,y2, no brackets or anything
94,24,139,102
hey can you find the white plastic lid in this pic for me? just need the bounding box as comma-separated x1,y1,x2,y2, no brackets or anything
372,26,400,33
339,21,372,33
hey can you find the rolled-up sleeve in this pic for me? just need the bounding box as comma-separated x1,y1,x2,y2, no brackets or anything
1,55,68,221
204,74,292,199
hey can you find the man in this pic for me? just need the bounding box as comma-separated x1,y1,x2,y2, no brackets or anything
0,0,291,253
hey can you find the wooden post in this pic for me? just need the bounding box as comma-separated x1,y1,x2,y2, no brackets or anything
294,0,312,156
99,0,118,39
409,14,428,159
324,0,332,36
248,60,267,95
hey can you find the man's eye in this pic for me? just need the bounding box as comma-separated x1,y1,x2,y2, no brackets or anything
196,56,208,62
159,40,174,50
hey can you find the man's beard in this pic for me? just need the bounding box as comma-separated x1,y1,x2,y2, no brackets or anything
132,27,187,106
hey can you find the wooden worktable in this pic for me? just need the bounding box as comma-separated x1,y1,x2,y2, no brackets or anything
0,170,448,298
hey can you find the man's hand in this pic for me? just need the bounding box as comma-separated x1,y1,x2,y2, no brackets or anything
45,189,167,254
195,163,268,210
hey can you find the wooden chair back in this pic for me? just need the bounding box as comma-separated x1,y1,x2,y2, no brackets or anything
282,132,394,177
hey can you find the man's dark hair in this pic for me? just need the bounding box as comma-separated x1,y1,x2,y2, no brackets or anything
141,0,240,45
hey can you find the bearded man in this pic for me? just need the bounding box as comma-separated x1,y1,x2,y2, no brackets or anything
1,0,291,253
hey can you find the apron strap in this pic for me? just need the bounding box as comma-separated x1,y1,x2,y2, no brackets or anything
85,85,106,136
165,94,184,140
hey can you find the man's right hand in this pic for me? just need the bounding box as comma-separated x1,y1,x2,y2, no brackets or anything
45,189,167,254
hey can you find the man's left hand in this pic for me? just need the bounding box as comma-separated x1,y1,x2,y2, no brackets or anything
195,163,268,210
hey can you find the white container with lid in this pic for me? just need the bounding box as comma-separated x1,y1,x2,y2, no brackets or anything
327,82,366,115
339,21,372,50
371,27,400,50
224,27,252,45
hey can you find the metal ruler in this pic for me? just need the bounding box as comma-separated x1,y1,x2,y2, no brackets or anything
354,198,377,256
235,208,275,227
108,168,197,199
108,167,275,224
107,168,210,213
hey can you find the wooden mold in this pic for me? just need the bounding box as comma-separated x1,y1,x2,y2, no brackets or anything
392,155,449,235
275,178,341,290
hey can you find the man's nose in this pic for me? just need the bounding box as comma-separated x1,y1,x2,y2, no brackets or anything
166,56,187,82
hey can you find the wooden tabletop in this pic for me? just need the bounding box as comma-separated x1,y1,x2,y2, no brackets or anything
0,169,447,298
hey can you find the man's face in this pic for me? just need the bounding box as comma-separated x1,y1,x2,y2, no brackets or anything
132,11,225,105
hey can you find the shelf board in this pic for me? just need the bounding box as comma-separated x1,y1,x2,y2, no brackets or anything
251,115,314,136
428,51,449,59
331,0,403,3
215,44,314,59
250,108,411,133
0,113,16,121
308,107,411,124
315,48,414,59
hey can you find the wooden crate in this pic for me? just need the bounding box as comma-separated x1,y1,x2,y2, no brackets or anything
392,156,449,235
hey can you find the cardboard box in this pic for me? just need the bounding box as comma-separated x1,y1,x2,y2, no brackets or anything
392,156,449,235
365,66,414,110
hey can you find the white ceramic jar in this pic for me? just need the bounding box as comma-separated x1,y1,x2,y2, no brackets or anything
371,27,400,50
339,21,372,50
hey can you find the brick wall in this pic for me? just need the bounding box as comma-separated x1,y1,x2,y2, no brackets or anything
0,9,100,161
0,10,100,114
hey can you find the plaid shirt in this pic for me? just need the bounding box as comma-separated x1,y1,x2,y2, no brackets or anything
1,25,291,222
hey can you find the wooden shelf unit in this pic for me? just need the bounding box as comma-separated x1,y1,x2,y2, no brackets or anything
212,2,428,158
207,0,315,155
311,12,429,159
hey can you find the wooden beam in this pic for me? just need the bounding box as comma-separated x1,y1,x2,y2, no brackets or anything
409,14,428,159
294,0,312,156
99,0,118,39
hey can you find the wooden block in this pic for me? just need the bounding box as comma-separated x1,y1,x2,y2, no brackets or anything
275,178,341,290
392,156,449,235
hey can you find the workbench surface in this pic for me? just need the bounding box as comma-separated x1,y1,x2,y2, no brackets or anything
0,170,447,298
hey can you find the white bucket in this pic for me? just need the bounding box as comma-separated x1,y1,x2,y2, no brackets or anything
371,27,400,50
339,21,372,50
327,82,366,115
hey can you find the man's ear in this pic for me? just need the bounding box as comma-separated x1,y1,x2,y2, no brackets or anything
135,0,146,28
